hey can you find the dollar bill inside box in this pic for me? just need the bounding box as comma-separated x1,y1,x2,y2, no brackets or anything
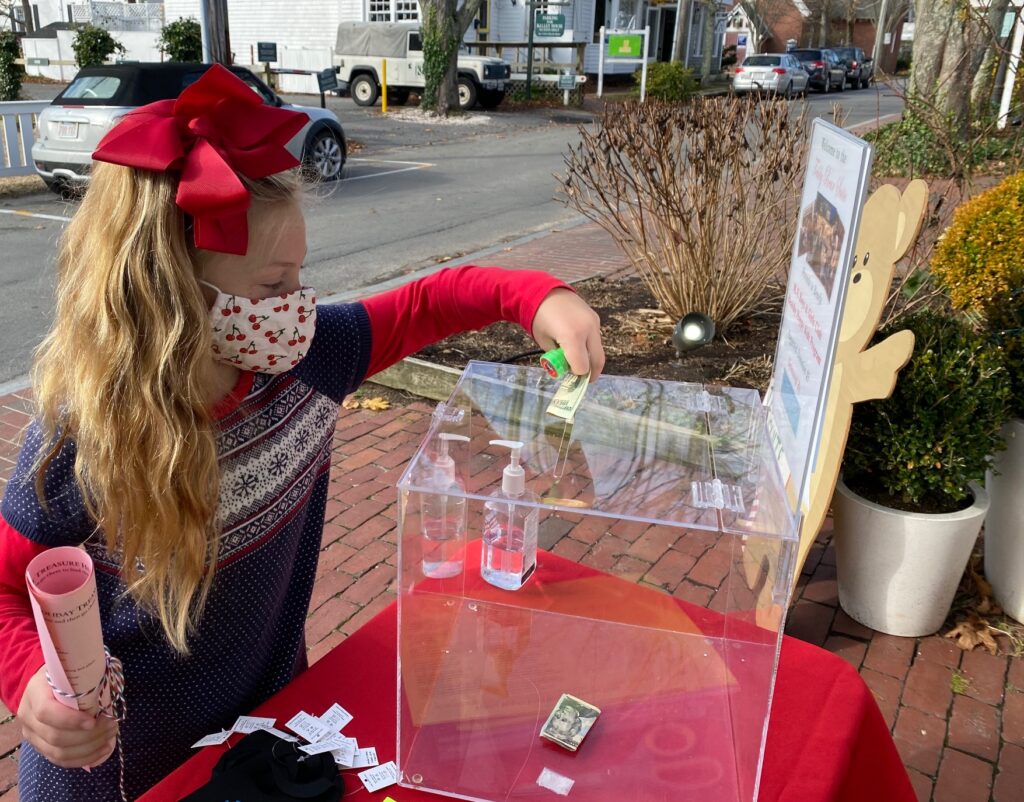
396,362,797,802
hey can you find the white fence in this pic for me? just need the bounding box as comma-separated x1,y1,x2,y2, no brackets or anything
0,101,48,178
70,2,165,32
22,30,163,80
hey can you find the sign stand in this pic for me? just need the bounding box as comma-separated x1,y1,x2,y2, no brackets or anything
526,0,571,100
317,67,339,109
597,26,650,101
257,41,278,91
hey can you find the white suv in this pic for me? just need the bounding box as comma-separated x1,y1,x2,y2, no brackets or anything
335,22,511,110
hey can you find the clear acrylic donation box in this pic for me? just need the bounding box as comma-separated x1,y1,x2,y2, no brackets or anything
396,362,798,802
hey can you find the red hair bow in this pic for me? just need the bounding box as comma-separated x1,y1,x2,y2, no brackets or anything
92,64,309,256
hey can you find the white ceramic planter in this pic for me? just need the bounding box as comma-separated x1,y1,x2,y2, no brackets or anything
985,418,1024,623
832,477,989,637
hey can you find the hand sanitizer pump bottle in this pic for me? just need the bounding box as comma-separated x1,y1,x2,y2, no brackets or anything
481,440,539,590
421,433,470,579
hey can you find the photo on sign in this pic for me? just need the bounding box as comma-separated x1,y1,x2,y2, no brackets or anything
797,192,846,299
781,371,802,433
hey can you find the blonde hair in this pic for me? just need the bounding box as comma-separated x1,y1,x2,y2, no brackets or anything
32,161,301,653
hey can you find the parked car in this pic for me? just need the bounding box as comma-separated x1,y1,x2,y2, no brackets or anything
831,46,874,89
32,63,347,196
789,48,846,93
732,53,809,98
334,22,511,110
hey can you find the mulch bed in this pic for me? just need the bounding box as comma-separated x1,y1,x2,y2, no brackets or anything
413,276,779,393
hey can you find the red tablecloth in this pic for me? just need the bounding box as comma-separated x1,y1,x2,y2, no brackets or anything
141,552,914,802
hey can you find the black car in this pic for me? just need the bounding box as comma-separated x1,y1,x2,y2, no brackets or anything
789,48,847,93
832,47,874,89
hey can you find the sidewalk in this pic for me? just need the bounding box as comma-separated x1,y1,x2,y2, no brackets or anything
0,222,1021,802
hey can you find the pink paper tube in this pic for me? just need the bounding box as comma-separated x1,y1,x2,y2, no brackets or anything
26,547,108,713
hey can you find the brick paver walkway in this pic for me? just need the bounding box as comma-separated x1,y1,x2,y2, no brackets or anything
0,223,1020,801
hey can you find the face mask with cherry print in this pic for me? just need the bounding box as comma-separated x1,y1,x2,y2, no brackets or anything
201,281,317,373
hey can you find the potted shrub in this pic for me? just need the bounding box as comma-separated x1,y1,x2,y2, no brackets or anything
834,311,1011,637
930,172,1024,622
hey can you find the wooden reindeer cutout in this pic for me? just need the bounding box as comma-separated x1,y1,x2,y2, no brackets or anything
791,179,930,585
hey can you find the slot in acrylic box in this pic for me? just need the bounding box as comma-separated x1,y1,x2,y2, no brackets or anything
396,362,798,802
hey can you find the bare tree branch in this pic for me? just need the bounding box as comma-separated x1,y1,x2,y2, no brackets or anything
556,97,808,333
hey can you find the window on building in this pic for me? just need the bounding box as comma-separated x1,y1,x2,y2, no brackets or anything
395,0,419,20
593,0,606,41
691,5,703,56
727,9,748,31
367,0,420,22
474,1,489,38
615,0,640,30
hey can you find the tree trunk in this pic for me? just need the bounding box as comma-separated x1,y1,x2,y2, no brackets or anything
672,0,690,62
908,0,955,102
935,0,1006,126
202,0,231,65
20,0,33,33
936,11,969,122
421,0,484,116
700,0,715,84
970,0,1011,116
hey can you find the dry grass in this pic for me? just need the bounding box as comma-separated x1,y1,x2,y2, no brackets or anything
0,174,46,198
720,355,774,394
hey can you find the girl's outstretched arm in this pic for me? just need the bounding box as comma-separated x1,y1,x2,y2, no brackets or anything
360,266,603,379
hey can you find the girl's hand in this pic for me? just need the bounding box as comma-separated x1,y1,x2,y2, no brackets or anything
17,666,118,769
532,288,605,380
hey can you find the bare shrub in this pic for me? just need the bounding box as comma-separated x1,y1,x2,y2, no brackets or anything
557,96,807,332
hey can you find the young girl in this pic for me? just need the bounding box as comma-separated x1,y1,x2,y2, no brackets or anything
0,65,604,801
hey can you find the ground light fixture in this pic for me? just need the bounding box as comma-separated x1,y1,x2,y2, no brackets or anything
672,312,716,356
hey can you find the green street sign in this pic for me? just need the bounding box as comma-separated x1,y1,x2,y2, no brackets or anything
608,33,643,58
558,74,575,89
535,13,565,38
26,57,50,66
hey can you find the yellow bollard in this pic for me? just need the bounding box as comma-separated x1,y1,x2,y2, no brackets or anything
382,58,387,114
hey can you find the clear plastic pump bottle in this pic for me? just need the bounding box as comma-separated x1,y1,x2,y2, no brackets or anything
481,439,539,590
420,432,469,579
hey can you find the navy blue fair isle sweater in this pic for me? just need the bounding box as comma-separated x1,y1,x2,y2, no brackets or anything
0,266,566,801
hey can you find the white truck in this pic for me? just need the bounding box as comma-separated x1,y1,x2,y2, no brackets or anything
334,22,511,110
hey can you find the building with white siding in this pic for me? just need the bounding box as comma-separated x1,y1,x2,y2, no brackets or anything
161,0,725,80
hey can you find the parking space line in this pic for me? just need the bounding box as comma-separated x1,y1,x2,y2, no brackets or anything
348,158,433,166
343,157,433,182
0,209,72,222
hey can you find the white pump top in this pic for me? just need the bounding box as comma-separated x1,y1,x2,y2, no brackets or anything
435,433,469,484
490,439,526,496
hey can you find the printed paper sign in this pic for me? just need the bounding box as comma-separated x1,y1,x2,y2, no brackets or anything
341,746,378,769
285,711,333,743
326,736,358,766
358,761,399,792
299,733,353,756
318,702,353,733
766,118,873,510
25,547,108,713
231,715,276,734
191,731,231,748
